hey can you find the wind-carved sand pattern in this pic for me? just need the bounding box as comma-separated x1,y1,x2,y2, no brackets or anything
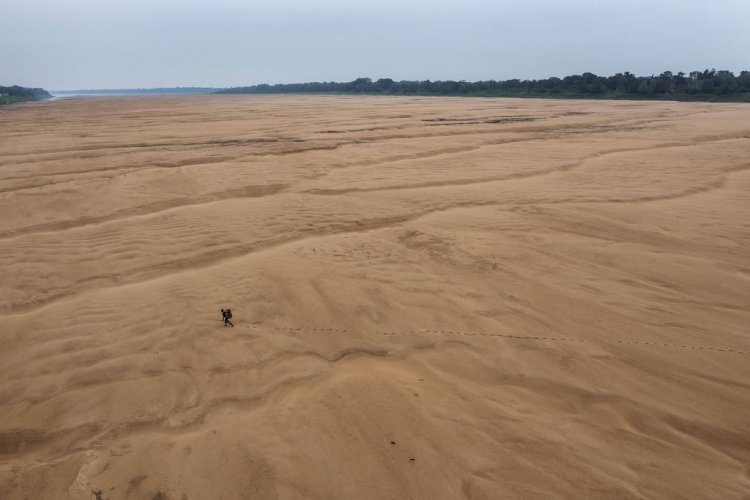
0,95,749,499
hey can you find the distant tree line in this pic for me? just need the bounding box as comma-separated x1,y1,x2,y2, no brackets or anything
0,85,51,105
0,85,51,98
216,70,750,101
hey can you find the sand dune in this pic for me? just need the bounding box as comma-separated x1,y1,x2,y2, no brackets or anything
0,95,748,499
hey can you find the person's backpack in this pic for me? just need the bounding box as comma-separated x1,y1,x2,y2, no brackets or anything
226,309,232,319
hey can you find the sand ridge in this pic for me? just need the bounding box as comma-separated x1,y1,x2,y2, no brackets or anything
0,95,749,498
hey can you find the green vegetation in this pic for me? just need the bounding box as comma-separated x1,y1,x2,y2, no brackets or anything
216,70,750,102
0,85,51,105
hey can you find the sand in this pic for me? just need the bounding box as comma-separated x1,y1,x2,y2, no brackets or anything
0,95,748,499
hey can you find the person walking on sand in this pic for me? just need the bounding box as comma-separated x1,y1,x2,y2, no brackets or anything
221,308,234,327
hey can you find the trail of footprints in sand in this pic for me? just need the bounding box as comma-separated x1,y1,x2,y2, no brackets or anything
260,325,746,354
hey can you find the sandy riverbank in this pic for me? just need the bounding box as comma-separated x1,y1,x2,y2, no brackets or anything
0,95,748,498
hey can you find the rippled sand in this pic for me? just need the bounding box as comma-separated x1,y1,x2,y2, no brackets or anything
1,95,748,499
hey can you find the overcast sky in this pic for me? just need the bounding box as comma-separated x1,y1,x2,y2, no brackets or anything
2,0,748,90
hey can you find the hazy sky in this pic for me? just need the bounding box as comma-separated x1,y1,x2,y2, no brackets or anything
2,0,749,89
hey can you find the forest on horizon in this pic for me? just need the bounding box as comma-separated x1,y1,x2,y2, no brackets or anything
217,70,750,101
